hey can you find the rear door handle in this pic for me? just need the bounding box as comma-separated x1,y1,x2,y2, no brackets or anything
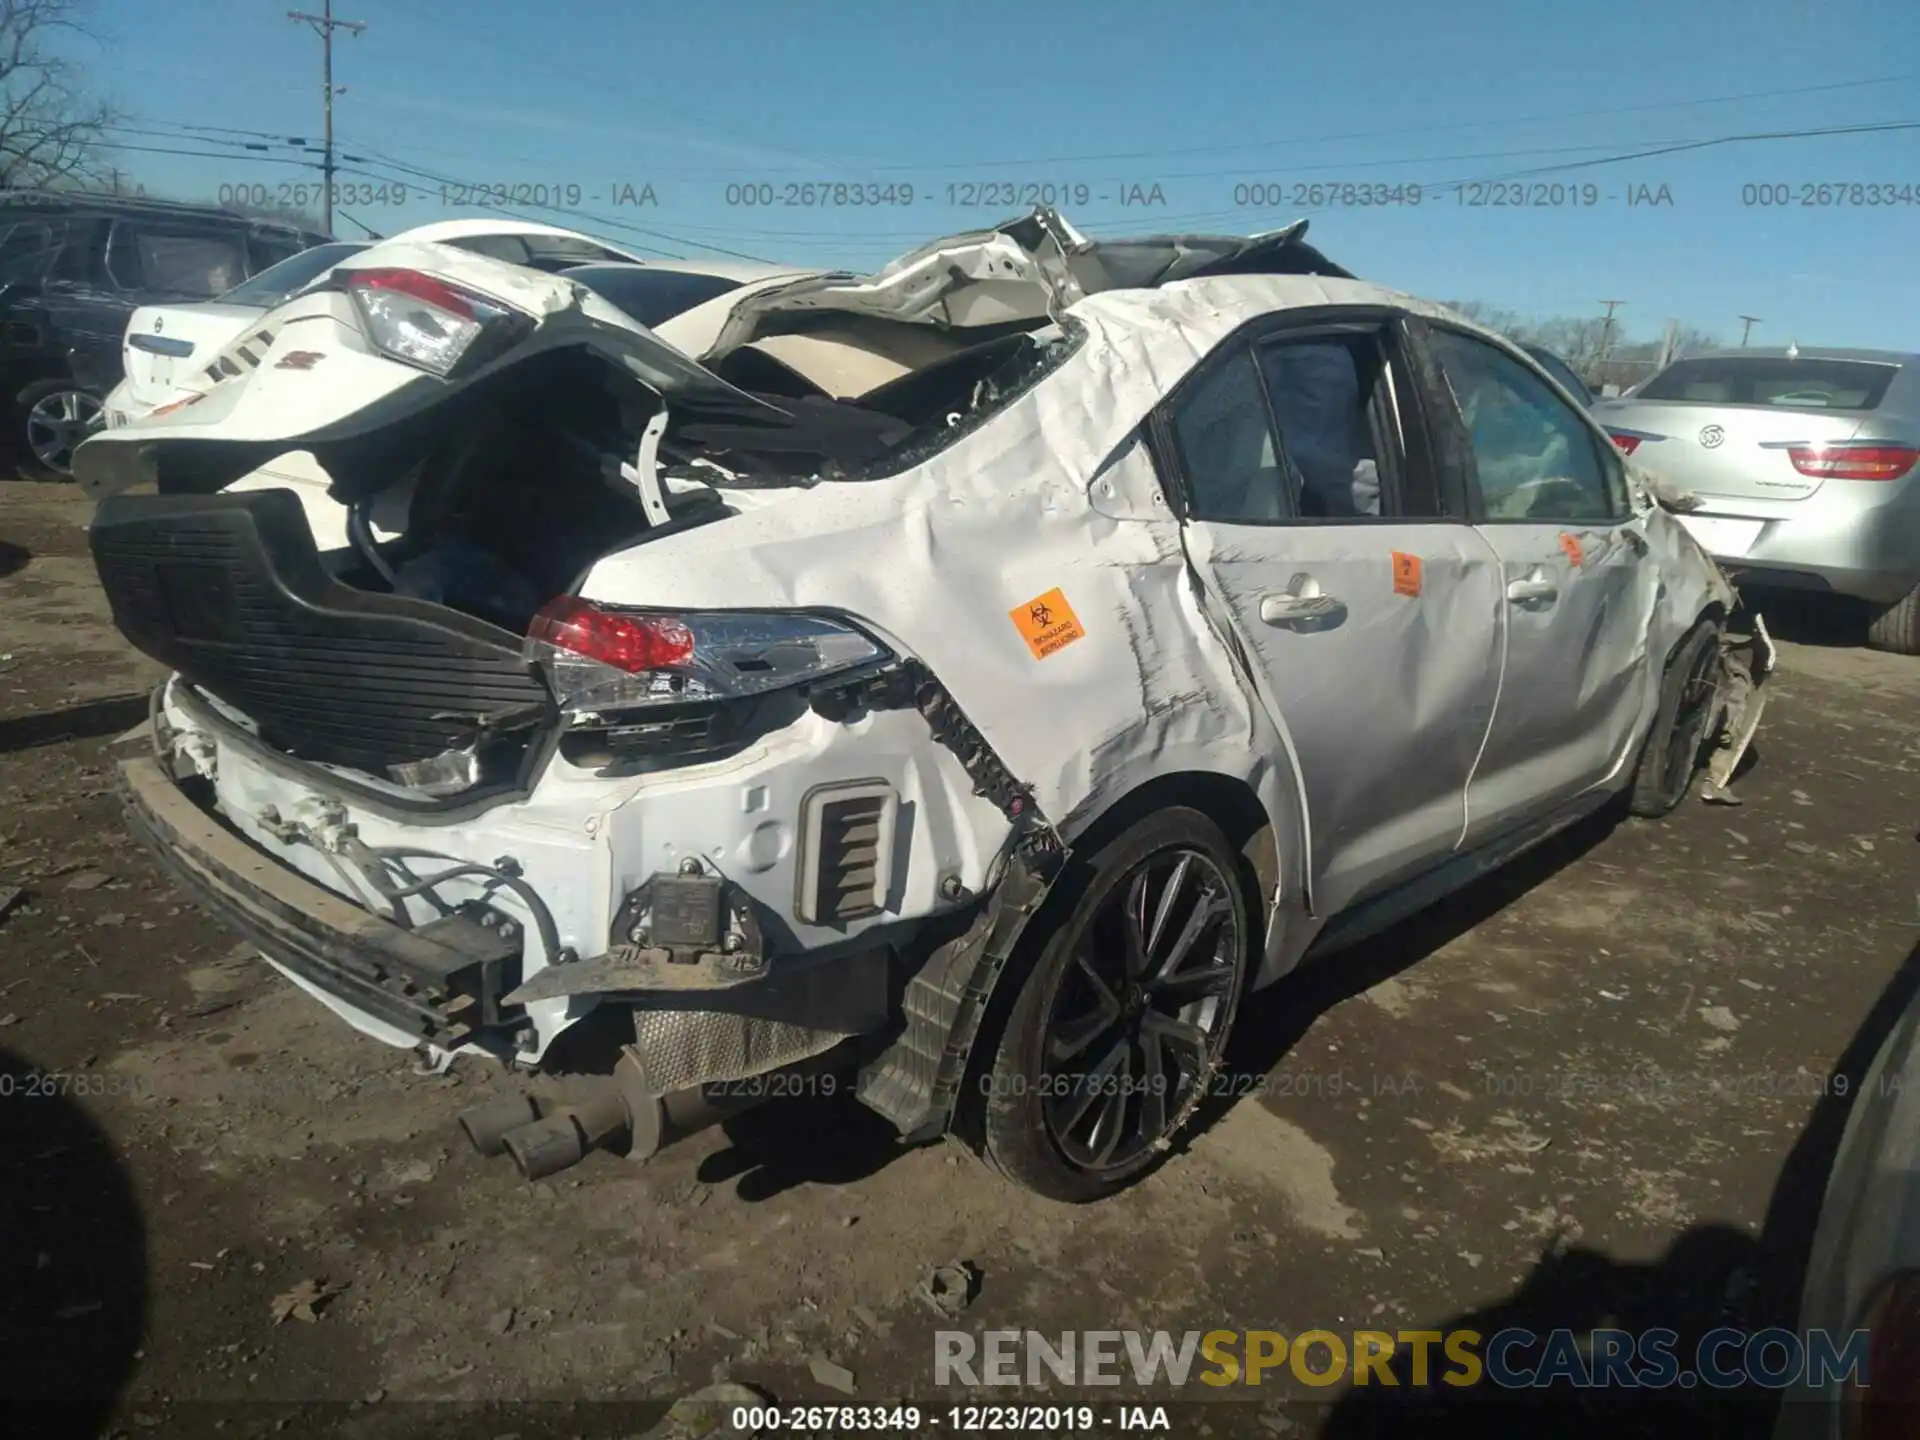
1260,574,1346,626
1506,571,1558,605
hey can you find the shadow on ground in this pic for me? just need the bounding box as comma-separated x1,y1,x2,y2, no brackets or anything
699,1090,905,1201
0,692,148,752
1311,937,1920,1438
1194,797,1627,1143
0,538,27,579
1740,587,1872,650
0,1045,147,1440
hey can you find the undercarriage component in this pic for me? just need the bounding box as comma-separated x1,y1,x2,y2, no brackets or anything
508,866,767,1006
1701,610,1776,806
856,841,1065,1142
456,1092,540,1157
119,754,529,1047
459,1042,860,1180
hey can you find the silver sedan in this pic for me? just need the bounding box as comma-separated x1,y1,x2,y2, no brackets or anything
1595,348,1920,654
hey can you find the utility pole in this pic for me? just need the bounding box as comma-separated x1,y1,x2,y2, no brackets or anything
289,0,365,236
1738,315,1762,347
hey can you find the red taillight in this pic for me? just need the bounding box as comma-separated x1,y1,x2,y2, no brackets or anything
1787,445,1919,482
527,597,694,673
1607,431,1642,455
346,267,481,320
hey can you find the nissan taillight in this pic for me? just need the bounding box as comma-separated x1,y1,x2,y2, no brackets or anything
344,267,533,378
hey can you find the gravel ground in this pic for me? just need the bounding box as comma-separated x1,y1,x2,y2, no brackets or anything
1,479,1915,1440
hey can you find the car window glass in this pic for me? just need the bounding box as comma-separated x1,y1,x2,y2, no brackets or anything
108,225,249,297
1254,336,1384,519
1169,346,1294,523
0,221,56,284
247,231,307,273
1429,329,1621,521
444,234,532,265
47,219,99,285
562,266,745,328
217,241,367,306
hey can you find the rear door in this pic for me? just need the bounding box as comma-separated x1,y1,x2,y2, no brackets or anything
1418,322,1658,839
1152,310,1507,919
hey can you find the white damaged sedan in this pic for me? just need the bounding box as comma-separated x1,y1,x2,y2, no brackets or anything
73,209,1772,1200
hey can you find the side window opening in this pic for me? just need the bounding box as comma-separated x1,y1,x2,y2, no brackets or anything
1427,328,1624,523
1169,346,1294,523
1254,334,1390,520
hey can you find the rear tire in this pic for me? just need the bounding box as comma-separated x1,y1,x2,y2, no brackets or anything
1865,583,1920,656
978,807,1250,1202
15,378,102,481
1629,620,1723,818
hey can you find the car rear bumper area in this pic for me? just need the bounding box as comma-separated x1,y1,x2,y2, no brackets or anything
120,754,526,1047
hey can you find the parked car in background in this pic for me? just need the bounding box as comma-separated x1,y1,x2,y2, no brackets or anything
74,210,1771,1202
105,240,371,425
1595,348,1920,654
102,218,688,428
0,190,329,478
1520,342,1595,408
97,221,816,552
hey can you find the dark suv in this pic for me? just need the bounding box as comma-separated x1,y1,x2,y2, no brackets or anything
0,191,328,478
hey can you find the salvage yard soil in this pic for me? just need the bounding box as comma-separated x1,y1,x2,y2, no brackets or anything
2,479,1916,1439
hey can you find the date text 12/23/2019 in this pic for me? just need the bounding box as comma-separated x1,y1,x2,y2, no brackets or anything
730,1404,1176,1432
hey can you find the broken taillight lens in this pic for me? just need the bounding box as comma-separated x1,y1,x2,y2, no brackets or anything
344,267,533,378
1787,444,1919,481
526,597,891,716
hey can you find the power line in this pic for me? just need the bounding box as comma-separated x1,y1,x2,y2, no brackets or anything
288,1,366,234
818,73,1920,173
337,148,775,262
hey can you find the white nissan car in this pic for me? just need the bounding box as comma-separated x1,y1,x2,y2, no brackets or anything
72,209,1771,1201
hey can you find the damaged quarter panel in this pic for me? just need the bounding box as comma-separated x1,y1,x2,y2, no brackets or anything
576,283,1360,972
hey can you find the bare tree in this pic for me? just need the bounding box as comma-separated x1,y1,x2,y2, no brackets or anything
1670,325,1720,359
0,0,117,190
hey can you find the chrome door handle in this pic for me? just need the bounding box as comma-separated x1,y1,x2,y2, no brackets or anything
1506,575,1558,604
1260,593,1345,624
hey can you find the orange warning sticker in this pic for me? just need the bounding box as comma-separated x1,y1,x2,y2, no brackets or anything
1391,551,1423,598
1559,532,1585,567
1010,587,1087,660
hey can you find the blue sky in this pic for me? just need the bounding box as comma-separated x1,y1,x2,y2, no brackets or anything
89,0,1920,349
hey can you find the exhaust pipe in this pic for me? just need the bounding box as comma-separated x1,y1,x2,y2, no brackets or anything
466,1041,862,1182
457,1093,541,1157
499,1089,630,1181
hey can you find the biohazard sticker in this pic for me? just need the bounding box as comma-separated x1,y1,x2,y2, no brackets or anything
1559,533,1585,567
1010,587,1087,660
1391,551,1423,598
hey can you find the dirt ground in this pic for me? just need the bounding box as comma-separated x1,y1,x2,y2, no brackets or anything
2,478,1916,1440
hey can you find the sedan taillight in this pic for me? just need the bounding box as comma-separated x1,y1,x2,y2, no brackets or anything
1606,430,1642,455
343,267,533,378
1787,444,1919,481
526,597,891,716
